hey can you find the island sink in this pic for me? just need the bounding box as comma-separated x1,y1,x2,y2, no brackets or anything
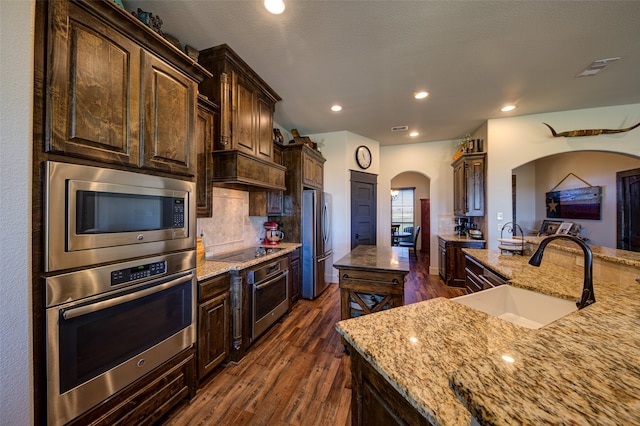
452,285,577,329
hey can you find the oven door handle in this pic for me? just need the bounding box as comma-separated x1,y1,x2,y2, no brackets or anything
254,270,288,291
62,273,193,320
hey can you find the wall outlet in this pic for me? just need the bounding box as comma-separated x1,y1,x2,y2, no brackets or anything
497,223,503,232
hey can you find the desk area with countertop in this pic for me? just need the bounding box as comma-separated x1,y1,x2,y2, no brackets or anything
337,240,640,425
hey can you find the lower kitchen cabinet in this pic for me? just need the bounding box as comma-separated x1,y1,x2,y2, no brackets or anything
198,273,231,381
67,348,196,426
289,247,301,305
438,236,485,287
348,342,433,426
464,254,508,294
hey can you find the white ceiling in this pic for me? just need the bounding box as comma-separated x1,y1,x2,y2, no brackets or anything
126,0,640,146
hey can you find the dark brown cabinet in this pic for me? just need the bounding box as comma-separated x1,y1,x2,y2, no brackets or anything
464,255,508,294
452,153,485,216
198,44,281,162
196,96,219,218
46,0,207,176
274,143,326,242
289,248,301,305
197,273,231,381
438,236,485,287
249,142,285,216
348,342,433,426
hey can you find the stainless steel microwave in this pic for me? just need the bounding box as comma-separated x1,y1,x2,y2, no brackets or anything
45,161,195,272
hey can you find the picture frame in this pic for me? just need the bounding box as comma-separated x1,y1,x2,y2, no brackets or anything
556,222,574,235
538,219,563,236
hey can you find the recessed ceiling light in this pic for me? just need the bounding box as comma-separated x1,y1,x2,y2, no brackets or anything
414,91,429,99
409,131,419,137
330,105,342,112
501,105,516,112
264,0,285,14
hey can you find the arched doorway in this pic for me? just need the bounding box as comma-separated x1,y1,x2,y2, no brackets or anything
390,172,430,258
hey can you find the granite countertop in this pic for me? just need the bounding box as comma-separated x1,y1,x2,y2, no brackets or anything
438,233,486,243
333,245,410,273
336,247,640,425
196,242,301,281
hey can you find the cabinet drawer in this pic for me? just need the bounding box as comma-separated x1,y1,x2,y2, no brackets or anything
199,273,230,302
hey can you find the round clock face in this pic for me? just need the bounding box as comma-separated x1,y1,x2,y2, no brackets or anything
356,145,372,169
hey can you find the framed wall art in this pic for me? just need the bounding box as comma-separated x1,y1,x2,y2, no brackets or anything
538,220,563,236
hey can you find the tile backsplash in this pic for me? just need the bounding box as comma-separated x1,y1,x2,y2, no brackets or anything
197,187,266,255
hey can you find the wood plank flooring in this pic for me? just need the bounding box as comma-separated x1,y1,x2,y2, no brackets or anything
161,252,464,426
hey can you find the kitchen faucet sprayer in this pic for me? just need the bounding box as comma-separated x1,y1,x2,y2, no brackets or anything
528,235,595,309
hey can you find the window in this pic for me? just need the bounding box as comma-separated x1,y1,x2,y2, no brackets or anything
391,188,414,233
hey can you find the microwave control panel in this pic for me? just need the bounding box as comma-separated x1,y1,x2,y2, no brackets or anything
173,198,185,228
111,261,167,286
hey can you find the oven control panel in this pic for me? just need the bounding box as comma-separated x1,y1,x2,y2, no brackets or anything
111,261,167,286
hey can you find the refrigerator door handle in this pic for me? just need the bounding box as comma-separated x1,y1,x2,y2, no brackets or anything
316,251,333,263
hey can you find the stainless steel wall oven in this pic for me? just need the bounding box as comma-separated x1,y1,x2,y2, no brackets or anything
46,251,196,426
247,256,289,341
45,161,195,272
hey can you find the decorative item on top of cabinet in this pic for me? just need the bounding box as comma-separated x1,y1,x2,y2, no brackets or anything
198,44,282,162
452,152,485,216
198,273,230,381
45,0,210,176
196,95,219,218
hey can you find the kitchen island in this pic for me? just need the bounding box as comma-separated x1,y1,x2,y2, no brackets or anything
334,245,410,320
336,242,640,425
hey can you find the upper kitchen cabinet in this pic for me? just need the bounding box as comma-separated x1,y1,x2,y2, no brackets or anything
452,153,485,217
197,44,282,163
196,95,219,218
45,0,210,176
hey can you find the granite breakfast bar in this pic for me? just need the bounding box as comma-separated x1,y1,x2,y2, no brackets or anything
336,240,640,425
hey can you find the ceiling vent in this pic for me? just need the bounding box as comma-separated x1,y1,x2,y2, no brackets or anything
576,57,620,77
391,125,409,132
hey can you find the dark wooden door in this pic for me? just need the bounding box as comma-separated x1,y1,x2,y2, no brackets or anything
351,171,377,249
420,199,430,257
617,168,640,252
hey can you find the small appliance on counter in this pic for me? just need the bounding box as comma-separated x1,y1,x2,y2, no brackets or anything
263,221,284,245
454,217,469,236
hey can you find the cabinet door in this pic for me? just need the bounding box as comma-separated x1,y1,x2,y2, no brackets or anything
438,239,447,281
466,156,485,216
289,250,301,304
256,97,274,161
198,292,230,380
196,101,216,217
47,1,141,166
313,157,324,188
302,154,315,187
233,72,257,156
141,52,197,176
452,162,465,216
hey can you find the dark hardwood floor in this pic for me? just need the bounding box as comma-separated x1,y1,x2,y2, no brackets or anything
161,251,464,425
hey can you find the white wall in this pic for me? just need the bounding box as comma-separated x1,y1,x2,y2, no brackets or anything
487,104,640,249
532,151,640,247
380,141,456,275
0,0,35,424
309,131,381,283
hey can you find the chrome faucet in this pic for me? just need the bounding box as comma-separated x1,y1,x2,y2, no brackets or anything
528,235,595,309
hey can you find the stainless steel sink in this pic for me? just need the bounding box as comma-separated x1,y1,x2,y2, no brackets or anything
452,285,577,329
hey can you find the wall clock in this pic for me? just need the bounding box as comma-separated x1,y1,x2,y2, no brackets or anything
355,145,372,169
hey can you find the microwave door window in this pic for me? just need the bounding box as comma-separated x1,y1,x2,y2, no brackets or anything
76,191,178,234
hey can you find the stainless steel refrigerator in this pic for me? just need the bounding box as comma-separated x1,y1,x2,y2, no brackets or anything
302,190,333,299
